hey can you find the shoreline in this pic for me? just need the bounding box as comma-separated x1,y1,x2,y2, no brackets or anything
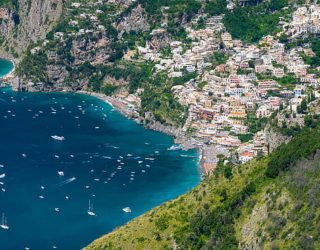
77,90,206,174
0,58,16,81
0,59,207,174
76,90,200,150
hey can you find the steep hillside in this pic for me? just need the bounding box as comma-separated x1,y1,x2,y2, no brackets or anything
11,0,296,127
0,0,63,57
86,126,320,249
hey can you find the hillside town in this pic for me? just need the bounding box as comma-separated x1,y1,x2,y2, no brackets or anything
124,4,320,173
4,1,320,175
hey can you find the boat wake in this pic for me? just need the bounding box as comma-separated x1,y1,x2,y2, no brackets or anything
57,177,76,187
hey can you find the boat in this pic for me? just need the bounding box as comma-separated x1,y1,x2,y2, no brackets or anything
87,200,96,216
0,213,9,230
54,208,60,212
0,173,5,178
57,171,64,176
168,145,181,151
122,207,132,213
51,135,65,141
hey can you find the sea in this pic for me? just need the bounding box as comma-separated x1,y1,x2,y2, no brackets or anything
0,59,200,249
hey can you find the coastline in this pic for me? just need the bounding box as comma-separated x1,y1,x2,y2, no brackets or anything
0,77,202,249
0,58,16,82
0,59,207,174
76,90,200,150
77,90,206,173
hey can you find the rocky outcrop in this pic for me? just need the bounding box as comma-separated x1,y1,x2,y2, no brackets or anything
116,4,150,34
264,126,290,154
0,8,14,37
144,119,195,149
149,29,173,50
0,0,63,56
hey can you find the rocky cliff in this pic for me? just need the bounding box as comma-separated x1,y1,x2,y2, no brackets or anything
0,0,63,57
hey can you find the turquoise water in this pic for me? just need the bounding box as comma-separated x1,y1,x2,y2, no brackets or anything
0,59,14,77
0,60,200,249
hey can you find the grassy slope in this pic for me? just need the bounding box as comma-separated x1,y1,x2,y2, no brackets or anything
86,126,320,249
86,158,267,249
236,153,320,249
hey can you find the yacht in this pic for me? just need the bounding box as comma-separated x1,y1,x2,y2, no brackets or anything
0,213,9,230
51,135,65,141
57,171,64,176
87,200,96,216
168,145,181,151
122,207,132,213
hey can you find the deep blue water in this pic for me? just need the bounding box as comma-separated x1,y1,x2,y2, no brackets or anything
0,60,200,249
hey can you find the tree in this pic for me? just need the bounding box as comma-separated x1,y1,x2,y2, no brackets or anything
101,84,116,96
300,99,308,114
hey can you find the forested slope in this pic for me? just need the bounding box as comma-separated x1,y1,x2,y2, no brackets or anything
87,126,320,249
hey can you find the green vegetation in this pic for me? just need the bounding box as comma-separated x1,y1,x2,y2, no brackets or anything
205,0,227,16
87,125,320,250
245,116,269,134
266,125,320,178
277,74,297,89
224,0,289,42
212,51,229,66
15,50,49,82
72,61,187,126
140,72,188,126
138,0,200,42
238,133,254,143
0,0,19,10
301,38,320,68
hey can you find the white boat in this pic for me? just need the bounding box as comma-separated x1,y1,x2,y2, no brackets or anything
55,208,60,212
0,213,9,230
87,200,96,216
0,173,5,179
51,135,65,141
122,207,132,213
168,145,181,151
57,171,64,176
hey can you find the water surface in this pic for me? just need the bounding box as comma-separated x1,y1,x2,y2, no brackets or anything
0,59,14,77
0,60,200,249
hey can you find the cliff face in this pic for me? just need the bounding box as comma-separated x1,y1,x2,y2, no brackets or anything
116,4,150,35
0,0,63,57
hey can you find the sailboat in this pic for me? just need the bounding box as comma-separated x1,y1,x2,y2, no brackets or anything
87,200,96,216
0,213,9,230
